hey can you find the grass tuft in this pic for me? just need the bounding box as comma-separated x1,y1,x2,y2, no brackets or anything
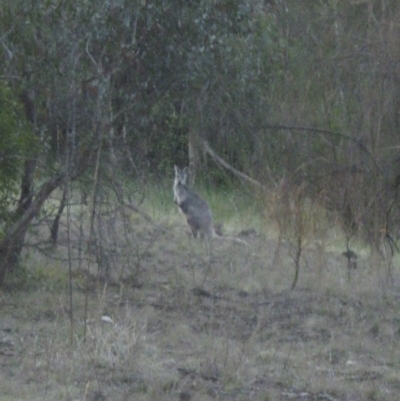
1,182,400,400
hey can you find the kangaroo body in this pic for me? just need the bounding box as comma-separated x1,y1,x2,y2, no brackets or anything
173,166,246,244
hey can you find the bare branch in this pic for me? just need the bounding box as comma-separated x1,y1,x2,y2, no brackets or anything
5,172,65,242
203,141,265,189
259,124,381,173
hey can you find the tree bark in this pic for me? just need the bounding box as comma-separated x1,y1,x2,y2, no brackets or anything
188,125,201,186
50,183,68,245
0,172,65,284
188,92,208,185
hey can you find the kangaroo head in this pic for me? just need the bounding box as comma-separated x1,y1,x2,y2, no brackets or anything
174,165,188,186
173,165,189,205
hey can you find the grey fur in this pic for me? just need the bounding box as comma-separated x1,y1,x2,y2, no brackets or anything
173,166,246,244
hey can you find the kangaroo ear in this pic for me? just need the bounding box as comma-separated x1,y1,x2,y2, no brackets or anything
174,165,179,175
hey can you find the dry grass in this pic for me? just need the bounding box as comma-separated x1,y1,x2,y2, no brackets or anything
1,186,400,401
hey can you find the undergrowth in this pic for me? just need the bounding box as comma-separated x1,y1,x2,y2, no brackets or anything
0,182,399,400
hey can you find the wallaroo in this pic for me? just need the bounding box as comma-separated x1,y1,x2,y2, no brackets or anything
173,165,246,244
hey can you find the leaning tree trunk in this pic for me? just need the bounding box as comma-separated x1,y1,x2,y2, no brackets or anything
4,158,37,271
0,172,66,285
50,183,68,245
0,129,96,286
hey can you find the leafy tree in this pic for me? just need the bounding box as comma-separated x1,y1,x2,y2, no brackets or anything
2,0,400,284
0,0,283,283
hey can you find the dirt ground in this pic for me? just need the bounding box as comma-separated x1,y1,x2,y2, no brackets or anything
1,208,400,401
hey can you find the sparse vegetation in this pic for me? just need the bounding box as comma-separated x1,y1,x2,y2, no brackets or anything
1,1,400,400
0,185,399,400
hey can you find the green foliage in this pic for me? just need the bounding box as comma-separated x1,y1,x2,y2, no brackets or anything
0,84,34,222
1,0,399,251
2,0,400,181
102,0,286,174
1,0,290,178
1,260,67,292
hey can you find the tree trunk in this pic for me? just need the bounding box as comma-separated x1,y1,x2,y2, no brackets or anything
50,184,68,245
0,172,65,285
188,95,206,185
0,159,37,280
188,125,201,185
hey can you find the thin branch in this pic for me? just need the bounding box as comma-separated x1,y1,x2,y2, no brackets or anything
259,124,381,173
108,179,154,224
0,38,13,60
0,24,15,60
84,128,103,342
5,172,65,242
203,141,264,189
85,36,102,74
122,125,142,178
